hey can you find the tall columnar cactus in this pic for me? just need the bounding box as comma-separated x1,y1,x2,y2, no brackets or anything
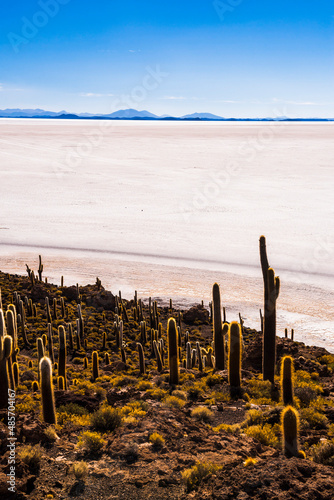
212,283,225,370
186,341,192,370
76,319,81,349
102,331,107,350
0,308,7,338
228,322,242,394
58,326,67,390
260,236,280,383
92,351,99,381
58,376,65,390
40,356,57,424
13,362,19,388
119,320,123,348
60,297,65,318
153,340,163,372
68,323,74,351
38,254,43,281
19,299,30,348
168,318,179,385
282,406,304,458
77,304,84,339
46,298,52,325
140,321,147,345
0,289,2,310
53,298,58,320
206,347,214,368
37,337,45,383
196,341,203,372
47,323,55,364
137,342,145,375
6,309,17,357
281,356,294,406
0,336,13,408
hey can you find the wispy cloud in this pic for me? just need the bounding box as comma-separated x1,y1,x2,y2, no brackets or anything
216,99,242,104
129,49,141,53
272,98,330,106
79,92,114,97
0,83,23,92
162,95,186,100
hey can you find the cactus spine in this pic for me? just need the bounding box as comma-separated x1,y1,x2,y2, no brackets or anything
260,236,280,383
168,318,179,385
282,406,304,458
228,322,242,394
58,326,67,390
92,351,99,381
213,283,225,370
40,356,57,424
281,356,294,406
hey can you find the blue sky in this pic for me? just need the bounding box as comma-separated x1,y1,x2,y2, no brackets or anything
0,0,333,117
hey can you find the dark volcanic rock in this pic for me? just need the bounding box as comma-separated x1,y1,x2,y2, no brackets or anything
54,391,100,412
183,304,209,324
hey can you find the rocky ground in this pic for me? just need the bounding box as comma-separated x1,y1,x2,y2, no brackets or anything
0,269,333,500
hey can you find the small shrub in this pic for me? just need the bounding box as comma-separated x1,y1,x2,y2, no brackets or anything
123,441,139,462
163,395,186,409
310,441,334,466
244,424,279,447
242,409,264,427
243,457,257,467
300,408,328,430
182,462,220,492
121,401,148,419
71,461,88,479
77,431,105,454
44,427,59,442
191,406,213,422
112,375,137,387
295,387,317,408
213,423,240,434
18,444,42,471
94,386,106,401
137,380,152,391
171,390,188,401
206,374,223,387
246,378,272,400
91,406,122,432
144,388,168,400
58,403,88,416
149,432,165,448
294,370,323,394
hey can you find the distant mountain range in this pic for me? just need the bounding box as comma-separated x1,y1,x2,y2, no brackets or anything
0,108,332,121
